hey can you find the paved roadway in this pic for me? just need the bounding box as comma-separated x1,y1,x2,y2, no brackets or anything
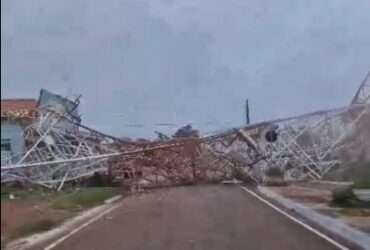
43,185,343,250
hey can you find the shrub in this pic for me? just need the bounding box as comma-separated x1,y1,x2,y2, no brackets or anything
354,179,370,189
265,167,283,177
353,167,370,189
331,186,358,207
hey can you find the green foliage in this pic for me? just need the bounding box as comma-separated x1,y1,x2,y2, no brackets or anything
1,185,55,202
1,186,120,210
265,167,283,177
353,167,370,188
354,179,370,189
331,186,370,208
331,186,357,206
51,187,119,211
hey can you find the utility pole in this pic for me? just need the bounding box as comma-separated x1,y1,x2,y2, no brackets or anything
245,99,250,125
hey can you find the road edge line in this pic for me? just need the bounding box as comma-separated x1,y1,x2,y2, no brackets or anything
44,202,121,250
240,186,350,250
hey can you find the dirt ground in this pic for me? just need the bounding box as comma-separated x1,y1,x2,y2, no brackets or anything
33,185,344,250
268,184,333,204
1,187,120,247
268,182,370,234
1,200,72,245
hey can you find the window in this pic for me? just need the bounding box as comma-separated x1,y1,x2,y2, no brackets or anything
1,139,12,151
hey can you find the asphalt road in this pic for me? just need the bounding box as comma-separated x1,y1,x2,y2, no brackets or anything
44,185,341,250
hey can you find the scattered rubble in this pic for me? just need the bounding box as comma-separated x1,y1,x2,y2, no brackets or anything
1,72,369,190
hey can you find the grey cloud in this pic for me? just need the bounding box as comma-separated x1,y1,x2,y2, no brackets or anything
2,0,370,138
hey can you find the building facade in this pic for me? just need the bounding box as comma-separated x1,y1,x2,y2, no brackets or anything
1,90,81,165
1,99,37,164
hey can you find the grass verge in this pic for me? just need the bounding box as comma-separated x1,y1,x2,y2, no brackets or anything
353,179,370,189
1,186,122,247
1,186,56,202
50,187,121,211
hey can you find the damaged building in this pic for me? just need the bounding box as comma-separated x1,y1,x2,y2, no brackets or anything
1,89,81,165
1,99,38,164
1,71,369,190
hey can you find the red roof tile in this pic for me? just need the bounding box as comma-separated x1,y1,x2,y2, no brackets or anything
1,99,38,119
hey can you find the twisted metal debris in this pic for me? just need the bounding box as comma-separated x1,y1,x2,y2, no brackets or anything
1,72,369,189
352,71,370,105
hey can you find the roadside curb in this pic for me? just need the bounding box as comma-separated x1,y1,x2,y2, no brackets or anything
5,195,123,250
104,195,122,204
258,186,370,250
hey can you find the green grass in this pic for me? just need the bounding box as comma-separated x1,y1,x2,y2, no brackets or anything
50,187,120,211
349,164,370,191
2,186,122,207
353,179,370,189
352,163,370,189
1,186,56,202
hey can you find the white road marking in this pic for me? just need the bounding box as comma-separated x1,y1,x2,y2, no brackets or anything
44,203,121,250
240,186,350,250
44,187,350,250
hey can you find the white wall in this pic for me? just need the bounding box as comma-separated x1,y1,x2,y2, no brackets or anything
1,120,25,163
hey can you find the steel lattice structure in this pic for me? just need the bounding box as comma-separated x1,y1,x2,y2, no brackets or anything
1,71,369,189
255,105,369,181
352,71,370,105
1,108,121,189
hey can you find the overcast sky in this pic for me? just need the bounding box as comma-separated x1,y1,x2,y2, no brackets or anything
1,0,370,138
